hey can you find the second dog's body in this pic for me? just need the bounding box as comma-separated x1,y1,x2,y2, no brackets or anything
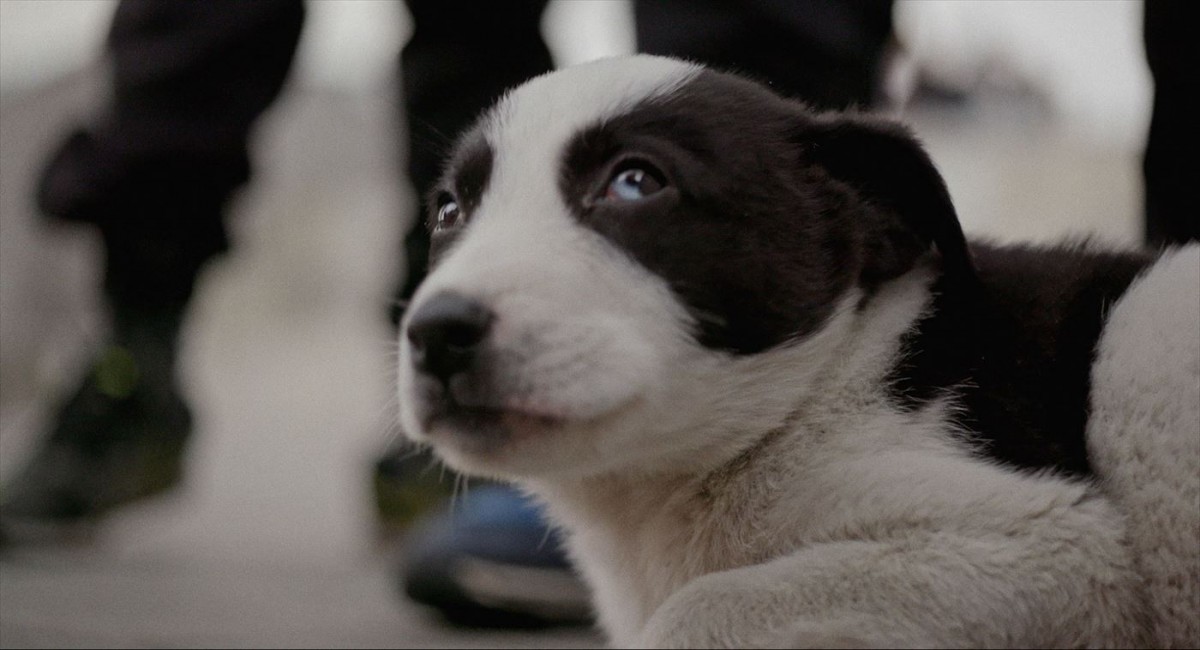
398,56,1200,647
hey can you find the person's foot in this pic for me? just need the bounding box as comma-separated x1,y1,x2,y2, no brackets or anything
398,483,592,628
1,304,191,543
371,446,457,540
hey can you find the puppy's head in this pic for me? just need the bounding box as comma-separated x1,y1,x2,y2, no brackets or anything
398,55,970,480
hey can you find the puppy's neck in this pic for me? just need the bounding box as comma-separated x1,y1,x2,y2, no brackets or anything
528,265,940,639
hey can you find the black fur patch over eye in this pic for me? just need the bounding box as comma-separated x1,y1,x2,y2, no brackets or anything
453,137,493,216
559,71,864,355
428,133,494,265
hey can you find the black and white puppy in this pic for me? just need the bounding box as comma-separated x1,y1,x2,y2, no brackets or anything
398,55,1199,648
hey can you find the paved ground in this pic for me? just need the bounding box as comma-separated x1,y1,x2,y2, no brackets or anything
0,63,1141,648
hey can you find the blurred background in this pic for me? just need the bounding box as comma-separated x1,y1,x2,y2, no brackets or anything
0,1,1150,647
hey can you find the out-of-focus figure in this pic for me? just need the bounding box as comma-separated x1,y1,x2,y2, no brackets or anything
1141,0,1195,247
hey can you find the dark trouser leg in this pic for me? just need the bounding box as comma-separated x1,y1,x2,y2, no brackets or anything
1143,0,1196,246
40,0,306,307
383,4,590,625
377,0,554,525
2,0,305,532
634,0,893,111
392,0,553,323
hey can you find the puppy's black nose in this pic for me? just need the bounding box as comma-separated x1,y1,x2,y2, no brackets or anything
406,292,494,385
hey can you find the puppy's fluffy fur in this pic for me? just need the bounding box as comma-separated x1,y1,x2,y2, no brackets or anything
398,55,1199,648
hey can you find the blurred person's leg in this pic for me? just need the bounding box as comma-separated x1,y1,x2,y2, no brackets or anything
1,0,305,537
377,0,555,527
1143,0,1195,247
380,0,594,627
634,0,894,110
393,0,555,318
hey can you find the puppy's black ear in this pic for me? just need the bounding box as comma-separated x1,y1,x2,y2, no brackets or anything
803,114,976,287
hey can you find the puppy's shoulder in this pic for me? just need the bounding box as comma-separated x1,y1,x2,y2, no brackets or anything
886,240,1156,477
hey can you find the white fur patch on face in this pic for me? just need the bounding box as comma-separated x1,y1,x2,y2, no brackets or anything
398,56,866,479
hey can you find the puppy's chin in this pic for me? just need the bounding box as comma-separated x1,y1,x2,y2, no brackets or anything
426,406,559,452
408,394,642,479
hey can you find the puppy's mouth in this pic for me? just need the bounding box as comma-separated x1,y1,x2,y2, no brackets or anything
404,338,649,458
419,387,568,448
426,402,564,431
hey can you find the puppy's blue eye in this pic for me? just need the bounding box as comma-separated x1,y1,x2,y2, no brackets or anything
605,167,664,201
436,198,462,230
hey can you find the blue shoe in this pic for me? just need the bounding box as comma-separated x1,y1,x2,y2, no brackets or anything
399,484,592,627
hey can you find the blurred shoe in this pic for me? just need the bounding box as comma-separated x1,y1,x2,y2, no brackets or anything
371,446,457,540
0,303,190,544
399,483,592,628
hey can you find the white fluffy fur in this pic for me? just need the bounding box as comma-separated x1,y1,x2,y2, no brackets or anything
1087,245,1200,647
398,56,1200,648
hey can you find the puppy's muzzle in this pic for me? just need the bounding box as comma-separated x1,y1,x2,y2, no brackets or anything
406,292,494,387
